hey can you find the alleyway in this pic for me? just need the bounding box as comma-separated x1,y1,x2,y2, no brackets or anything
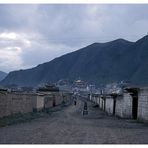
0,98,148,144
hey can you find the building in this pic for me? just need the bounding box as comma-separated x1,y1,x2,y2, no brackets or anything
105,94,118,115
89,85,148,123
97,87,138,119
137,87,148,122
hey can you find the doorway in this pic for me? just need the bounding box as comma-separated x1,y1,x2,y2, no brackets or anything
125,88,139,120
113,99,116,115
132,92,138,119
111,94,117,115
103,99,106,111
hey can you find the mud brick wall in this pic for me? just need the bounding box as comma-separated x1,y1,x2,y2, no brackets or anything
0,93,8,118
32,95,45,111
44,92,71,108
0,92,35,118
44,95,54,108
10,93,34,114
61,93,71,103
0,91,72,118
115,93,132,118
55,93,63,105
138,88,148,121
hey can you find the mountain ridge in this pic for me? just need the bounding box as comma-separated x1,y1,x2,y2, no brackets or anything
0,71,7,82
1,36,148,87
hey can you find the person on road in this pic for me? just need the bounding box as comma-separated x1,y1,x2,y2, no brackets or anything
82,101,88,115
84,102,87,110
74,97,77,105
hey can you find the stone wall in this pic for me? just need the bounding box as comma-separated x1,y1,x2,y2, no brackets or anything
138,88,148,121
115,93,132,118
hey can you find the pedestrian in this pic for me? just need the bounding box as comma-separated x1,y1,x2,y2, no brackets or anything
74,97,77,105
84,102,87,110
82,101,88,115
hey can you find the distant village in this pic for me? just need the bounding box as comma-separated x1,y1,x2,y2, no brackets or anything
0,78,148,124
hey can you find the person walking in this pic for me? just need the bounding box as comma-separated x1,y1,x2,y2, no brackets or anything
74,97,77,105
82,101,88,115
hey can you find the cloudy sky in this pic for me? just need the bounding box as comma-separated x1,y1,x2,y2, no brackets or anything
0,4,148,73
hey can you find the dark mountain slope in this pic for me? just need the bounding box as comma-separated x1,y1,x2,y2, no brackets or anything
2,36,148,87
128,35,148,86
0,71,7,81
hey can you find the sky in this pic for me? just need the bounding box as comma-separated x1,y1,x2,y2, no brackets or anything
0,4,148,73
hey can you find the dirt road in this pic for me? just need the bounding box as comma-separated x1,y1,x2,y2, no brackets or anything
0,98,148,144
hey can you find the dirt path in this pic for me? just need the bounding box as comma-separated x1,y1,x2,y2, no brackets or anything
0,98,148,144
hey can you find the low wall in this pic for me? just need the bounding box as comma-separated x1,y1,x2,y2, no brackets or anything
32,94,45,111
44,92,72,109
0,91,72,118
55,93,63,106
0,92,35,118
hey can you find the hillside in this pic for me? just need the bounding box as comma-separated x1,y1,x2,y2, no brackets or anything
0,71,7,81
1,36,148,87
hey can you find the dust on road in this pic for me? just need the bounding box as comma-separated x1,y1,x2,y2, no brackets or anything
0,98,148,144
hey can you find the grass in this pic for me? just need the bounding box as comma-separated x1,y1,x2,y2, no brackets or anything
0,111,49,127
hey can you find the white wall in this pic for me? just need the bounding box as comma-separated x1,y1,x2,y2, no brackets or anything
36,95,45,111
105,97,114,115
115,93,132,118
138,88,148,121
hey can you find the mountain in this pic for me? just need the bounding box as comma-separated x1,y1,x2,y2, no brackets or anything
0,71,7,81
1,36,148,87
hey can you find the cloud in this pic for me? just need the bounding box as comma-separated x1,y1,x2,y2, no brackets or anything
0,4,148,72
0,31,80,72
0,46,22,72
0,32,17,39
20,38,79,69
